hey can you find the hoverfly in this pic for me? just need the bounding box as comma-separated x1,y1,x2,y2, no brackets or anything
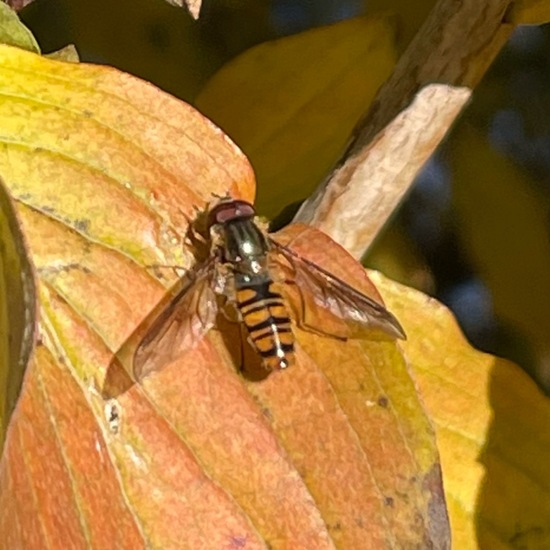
132,198,405,379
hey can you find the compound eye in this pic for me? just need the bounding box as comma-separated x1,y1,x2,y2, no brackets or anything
208,200,256,227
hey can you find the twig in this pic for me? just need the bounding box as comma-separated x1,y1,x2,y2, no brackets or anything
295,0,514,260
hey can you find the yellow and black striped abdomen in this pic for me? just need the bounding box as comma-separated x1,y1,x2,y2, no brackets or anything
236,281,295,370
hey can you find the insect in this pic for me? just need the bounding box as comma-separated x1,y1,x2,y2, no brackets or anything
132,198,405,379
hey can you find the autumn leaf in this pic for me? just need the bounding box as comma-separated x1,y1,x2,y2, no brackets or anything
374,271,550,550
0,178,36,449
196,15,398,218
506,0,550,24
0,44,448,548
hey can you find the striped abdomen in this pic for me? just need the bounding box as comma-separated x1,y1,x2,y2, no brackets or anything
236,280,295,370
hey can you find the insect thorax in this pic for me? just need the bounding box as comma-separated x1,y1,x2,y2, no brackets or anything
219,218,269,267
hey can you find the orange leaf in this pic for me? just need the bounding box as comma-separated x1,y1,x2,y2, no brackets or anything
0,46,448,548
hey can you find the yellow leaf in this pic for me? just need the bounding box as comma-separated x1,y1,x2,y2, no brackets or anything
506,0,550,24
196,15,397,218
373,271,550,550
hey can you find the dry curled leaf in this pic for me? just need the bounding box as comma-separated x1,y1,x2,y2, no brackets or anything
161,0,202,19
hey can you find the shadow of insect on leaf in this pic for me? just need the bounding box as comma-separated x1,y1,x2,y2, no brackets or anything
101,306,269,401
102,356,135,400
216,311,268,382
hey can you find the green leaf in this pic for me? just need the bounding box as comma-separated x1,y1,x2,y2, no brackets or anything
0,3,40,53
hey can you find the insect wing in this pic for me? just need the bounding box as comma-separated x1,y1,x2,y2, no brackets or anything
132,260,218,379
269,239,405,340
